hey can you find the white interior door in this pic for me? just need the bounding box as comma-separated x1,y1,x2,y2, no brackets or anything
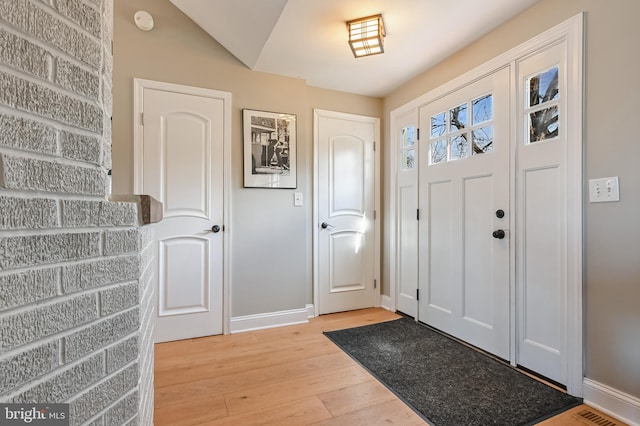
316,110,378,315
418,67,511,360
142,87,224,342
395,110,419,318
516,43,568,384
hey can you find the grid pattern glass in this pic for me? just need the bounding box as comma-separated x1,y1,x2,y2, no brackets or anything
429,93,494,165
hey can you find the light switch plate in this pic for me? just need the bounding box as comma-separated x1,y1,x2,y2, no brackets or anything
589,176,619,203
294,192,303,206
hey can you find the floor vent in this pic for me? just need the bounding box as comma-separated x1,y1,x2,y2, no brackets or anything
574,409,619,426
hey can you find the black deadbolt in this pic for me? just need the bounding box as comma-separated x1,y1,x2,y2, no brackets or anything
496,209,505,218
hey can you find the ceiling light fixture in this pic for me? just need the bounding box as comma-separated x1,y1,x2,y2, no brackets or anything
346,14,385,58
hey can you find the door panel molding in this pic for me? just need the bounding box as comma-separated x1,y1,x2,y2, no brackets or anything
133,78,232,335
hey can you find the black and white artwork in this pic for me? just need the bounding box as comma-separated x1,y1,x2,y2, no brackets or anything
243,109,297,188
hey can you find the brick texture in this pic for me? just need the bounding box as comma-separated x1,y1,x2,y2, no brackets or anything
0,268,58,311
106,337,138,374
0,232,101,270
0,0,153,423
0,196,58,230
0,341,59,394
64,308,139,362
69,363,139,425
0,294,98,352
0,154,106,195
0,28,50,79
60,131,102,164
62,200,137,228
62,256,139,293
0,71,103,132
104,229,140,255
0,0,101,68
13,353,105,403
0,113,57,154
100,283,138,316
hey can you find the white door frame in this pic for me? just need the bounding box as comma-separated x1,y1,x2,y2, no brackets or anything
313,109,381,317
388,14,583,395
133,78,233,335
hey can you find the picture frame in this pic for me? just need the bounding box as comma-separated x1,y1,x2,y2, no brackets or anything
243,109,297,188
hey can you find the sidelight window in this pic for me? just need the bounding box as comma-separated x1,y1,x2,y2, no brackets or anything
526,66,559,143
400,125,416,170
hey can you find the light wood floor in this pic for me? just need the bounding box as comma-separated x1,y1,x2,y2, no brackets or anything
154,308,624,426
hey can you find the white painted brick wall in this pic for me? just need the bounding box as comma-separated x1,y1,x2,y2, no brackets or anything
139,227,155,426
0,0,154,424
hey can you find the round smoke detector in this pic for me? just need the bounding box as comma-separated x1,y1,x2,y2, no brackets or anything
134,10,154,31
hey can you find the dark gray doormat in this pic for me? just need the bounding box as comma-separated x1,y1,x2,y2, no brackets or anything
324,317,582,426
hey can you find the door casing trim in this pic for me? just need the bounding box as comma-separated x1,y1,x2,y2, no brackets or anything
313,109,381,317
388,13,583,395
133,78,233,335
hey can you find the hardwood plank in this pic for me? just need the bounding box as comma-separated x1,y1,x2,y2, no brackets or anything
154,308,614,426
155,338,339,388
156,352,355,406
154,393,227,426
317,379,397,417
200,396,333,426
223,365,372,415
310,399,426,426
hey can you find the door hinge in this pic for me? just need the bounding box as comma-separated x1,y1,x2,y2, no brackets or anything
417,208,420,220
373,210,377,220
417,128,420,141
416,288,420,301
373,141,376,151
374,279,377,289
140,113,144,125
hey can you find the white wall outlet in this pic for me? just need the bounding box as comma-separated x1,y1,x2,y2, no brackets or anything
589,176,620,203
294,192,303,206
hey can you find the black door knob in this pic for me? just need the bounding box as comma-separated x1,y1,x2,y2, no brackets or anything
492,229,505,239
321,222,333,229
496,209,505,218
211,225,221,233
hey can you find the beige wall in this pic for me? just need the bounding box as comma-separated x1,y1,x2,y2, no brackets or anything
112,0,382,317
383,0,640,399
114,0,639,402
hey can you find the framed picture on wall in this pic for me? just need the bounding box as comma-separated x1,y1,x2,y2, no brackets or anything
242,109,297,189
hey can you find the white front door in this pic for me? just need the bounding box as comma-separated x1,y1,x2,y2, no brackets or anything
315,110,379,315
418,67,511,360
395,111,419,318
141,86,225,342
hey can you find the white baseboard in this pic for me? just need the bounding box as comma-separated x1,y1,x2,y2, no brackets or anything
230,308,309,334
306,304,315,319
380,295,392,311
583,378,640,426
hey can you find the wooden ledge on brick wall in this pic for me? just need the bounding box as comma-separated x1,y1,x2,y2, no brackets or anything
108,194,163,225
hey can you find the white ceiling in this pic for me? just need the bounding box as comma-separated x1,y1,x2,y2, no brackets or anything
170,0,540,98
